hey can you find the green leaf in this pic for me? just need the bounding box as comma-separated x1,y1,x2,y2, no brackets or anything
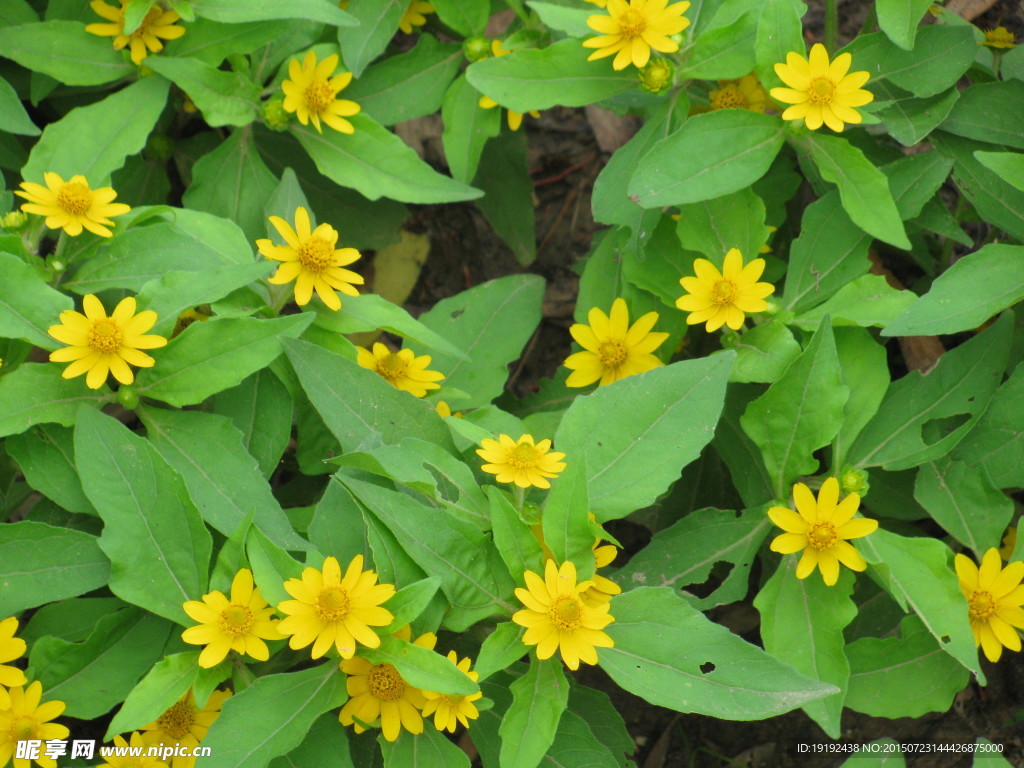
269,713,355,768
675,187,770,261
190,0,356,25
755,0,807,90
0,0,37,25
540,455,592,578
741,319,848,497
104,652,200,739
951,362,1024,489
885,150,954,221
876,0,933,49
878,89,959,147
362,634,478,695
431,0,489,35
526,1,591,36
23,76,169,183
466,39,638,112
336,0,403,76
974,150,1024,192
0,252,73,349
211,369,293,479
832,327,890,469
201,664,348,768
146,56,260,126
800,133,910,249
847,313,1012,470
678,12,757,79
346,35,463,127
0,74,39,135
883,244,1024,336
474,622,527,681
30,607,170,719
381,728,470,768
941,81,1024,151
134,315,312,407
791,274,917,331
0,521,110,615
440,74,501,185
538,709,622,768
0,364,111,439
839,741,906,767
487,486,545,581
7,425,94,515
628,110,786,208
499,658,569,768
474,129,537,266
731,322,802,384
0,21,134,85
380,577,441,633
74,407,212,624
246,528,303,606
566,687,633,768
175,18,296,67
292,117,482,203
600,587,839,719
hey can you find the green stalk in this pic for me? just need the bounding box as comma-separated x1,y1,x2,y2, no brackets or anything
824,0,838,54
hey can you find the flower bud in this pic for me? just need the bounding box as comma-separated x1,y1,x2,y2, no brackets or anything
637,58,673,93
840,466,870,497
262,98,291,131
1,211,27,229
117,386,140,410
463,36,492,62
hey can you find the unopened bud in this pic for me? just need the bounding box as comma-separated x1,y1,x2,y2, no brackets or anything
638,58,673,93
117,386,140,410
840,466,870,497
463,36,492,62
1,211,27,229
262,98,291,131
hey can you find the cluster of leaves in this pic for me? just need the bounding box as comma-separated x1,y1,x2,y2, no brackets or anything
1,0,1024,766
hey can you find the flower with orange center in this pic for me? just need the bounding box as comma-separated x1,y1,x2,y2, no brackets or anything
709,73,769,113
421,651,484,733
477,434,566,489
770,44,874,132
0,682,69,768
675,248,775,332
140,688,230,768
583,0,692,71
530,521,622,607
281,51,361,134
478,39,541,130
955,548,1024,663
16,173,130,237
0,617,28,694
99,732,167,768
356,342,445,398
86,0,185,65
980,26,1016,49
564,297,668,387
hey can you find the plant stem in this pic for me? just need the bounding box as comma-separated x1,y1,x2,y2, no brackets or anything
513,485,526,512
824,0,839,53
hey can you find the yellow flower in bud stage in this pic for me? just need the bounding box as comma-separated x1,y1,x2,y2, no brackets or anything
86,0,185,65
257,206,364,311
980,26,1016,49
276,555,395,660
16,173,130,237
398,0,435,33
564,297,668,387
770,44,874,132
141,689,230,768
282,51,361,134
709,73,768,113
99,733,167,768
637,58,673,92
955,548,1024,663
0,682,69,768
768,477,879,586
513,560,615,670
48,295,167,390
1,211,27,229
421,652,483,732
676,248,775,332
584,0,691,71
478,40,540,130
477,434,566,489
1001,527,1019,561
0,617,27,691
356,342,445,397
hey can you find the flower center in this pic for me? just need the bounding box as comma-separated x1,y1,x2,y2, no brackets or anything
808,77,836,104
13,716,37,740
304,80,336,113
509,442,539,469
219,604,255,637
712,85,748,110
57,181,93,216
316,585,351,622
157,701,194,741
617,8,647,38
366,664,405,701
710,280,738,305
89,318,124,354
597,340,628,368
968,590,997,621
377,352,409,381
550,596,583,631
807,521,838,550
298,236,334,273
132,6,161,38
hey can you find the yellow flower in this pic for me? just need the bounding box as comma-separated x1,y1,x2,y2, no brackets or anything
0,682,69,768
583,0,691,71
421,651,483,732
277,555,395,660
435,400,463,418
356,342,445,397
955,548,1024,663
768,477,879,586
338,626,437,741
398,0,434,33
1001,527,1018,561
86,0,185,65
47,295,167,390
530,518,621,607
564,297,668,387
476,434,566,489
512,560,615,670
675,248,775,332
256,206,364,311
770,43,874,132
16,173,130,237
478,40,540,130
172,307,212,338
281,50,361,134
0,617,27,690
709,73,769,112
181,568,284,668
980,26,1016,49
140,688,230,768
99,732,167,768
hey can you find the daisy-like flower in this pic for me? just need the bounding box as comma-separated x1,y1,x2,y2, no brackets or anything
355,342,445,397
1001,527,1019,561
0,617,27,691
980,26,1016,49
86,0,185,65
0,682,69,768
709,73,768,113
277,555,395,660
564,297,668,388
140,689,230,768
512,560,615,670
256,207,364,311
477,434,566,489
530,518,621,607
48,295,167,390
16,173,130,237
421,651,484,733
770,44,874,132
768,477,879,587
478,40,540,131
398,0,435,33
955,548,1024,663
338,626,437,742
281,51,361,134
675,248,775,332
99,732,167,768
583,0,692,71
181,568,284,668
